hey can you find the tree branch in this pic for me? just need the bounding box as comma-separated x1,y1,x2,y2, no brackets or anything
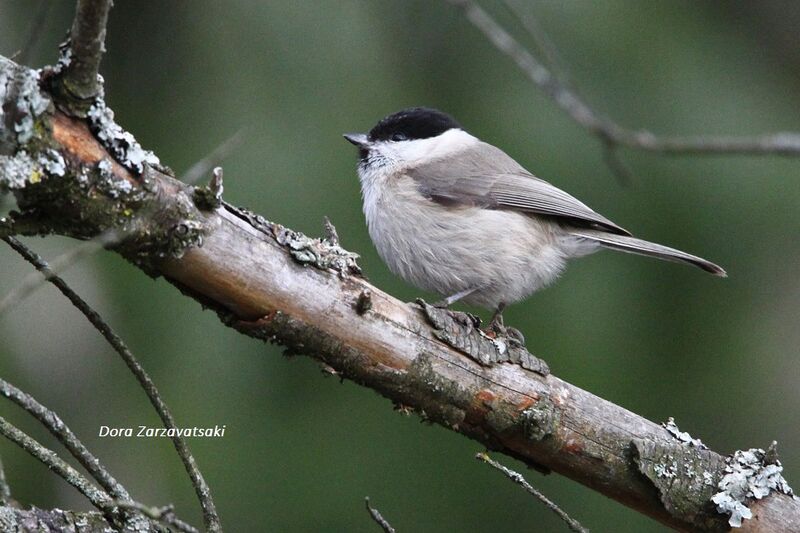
51,0,112,115
1,36,797,533
447,0,800,157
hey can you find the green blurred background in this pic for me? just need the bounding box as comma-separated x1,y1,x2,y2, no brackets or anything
1,1,799,531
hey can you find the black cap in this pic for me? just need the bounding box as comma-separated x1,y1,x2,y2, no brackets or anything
368,107,462,142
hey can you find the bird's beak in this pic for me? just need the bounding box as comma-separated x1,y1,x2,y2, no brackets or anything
343,133,369,147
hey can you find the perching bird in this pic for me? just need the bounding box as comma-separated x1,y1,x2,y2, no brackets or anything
344,107,725,333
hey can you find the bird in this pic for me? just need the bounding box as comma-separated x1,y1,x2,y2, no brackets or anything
344,107,725,335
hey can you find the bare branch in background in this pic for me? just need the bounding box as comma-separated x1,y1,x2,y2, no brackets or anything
476,453,589,533
365,497,396,533
1,236,222,533
447,0,800,158
0,414,190,531
500,0,575,91
0,415,112,511
0,376,129,500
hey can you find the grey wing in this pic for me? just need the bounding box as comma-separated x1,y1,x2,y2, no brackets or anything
407,142,631,236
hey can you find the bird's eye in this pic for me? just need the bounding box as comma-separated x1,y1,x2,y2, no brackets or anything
391,132,408,142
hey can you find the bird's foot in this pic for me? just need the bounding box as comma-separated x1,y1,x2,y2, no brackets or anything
485,320,526,347
485,306,526,347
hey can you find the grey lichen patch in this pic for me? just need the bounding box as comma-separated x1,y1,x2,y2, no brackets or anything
520,396,557,441
415,299,549,376
1,150,68,196
663,417,708,450
711,444,796,528
87,97,159,174
6,68,51,145
94,158,133,199
273,224,362,278
632,437,729,531
40,149,66,177
0,151,37,191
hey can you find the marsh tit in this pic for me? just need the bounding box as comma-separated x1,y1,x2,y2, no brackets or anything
344,107,725,330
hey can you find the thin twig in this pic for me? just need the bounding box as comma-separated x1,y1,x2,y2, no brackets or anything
0,415,111,510
0,376,130,500
0,454,10,505
0,229,121,317
0,130,243,317
601,143,634,186
323,216,340,246
476,453,589,533
110,501,200,533
447,0,800,157
365,497,396,533
500,0,574,91
57,0,112,106
1,236,222,532
18,0,53,66
500,0,630,185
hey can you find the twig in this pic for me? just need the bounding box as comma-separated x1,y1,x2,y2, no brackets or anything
447,0,800,157
0,229,121,317
601,143,634,186
0,376,130,500
500,0,573,90
365,497,396,533
1,236,222,533
17,0,53,66
0,415,111,510
110,501,200,533
476,453,589,533
323,216,340,246
55,0,112,111
0,454,10,505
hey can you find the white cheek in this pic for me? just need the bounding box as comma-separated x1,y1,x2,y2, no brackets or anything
375,129,480,167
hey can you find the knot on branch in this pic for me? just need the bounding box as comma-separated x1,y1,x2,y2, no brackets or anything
415,299,549,376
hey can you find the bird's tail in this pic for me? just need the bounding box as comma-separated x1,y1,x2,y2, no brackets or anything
570,229,727,277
